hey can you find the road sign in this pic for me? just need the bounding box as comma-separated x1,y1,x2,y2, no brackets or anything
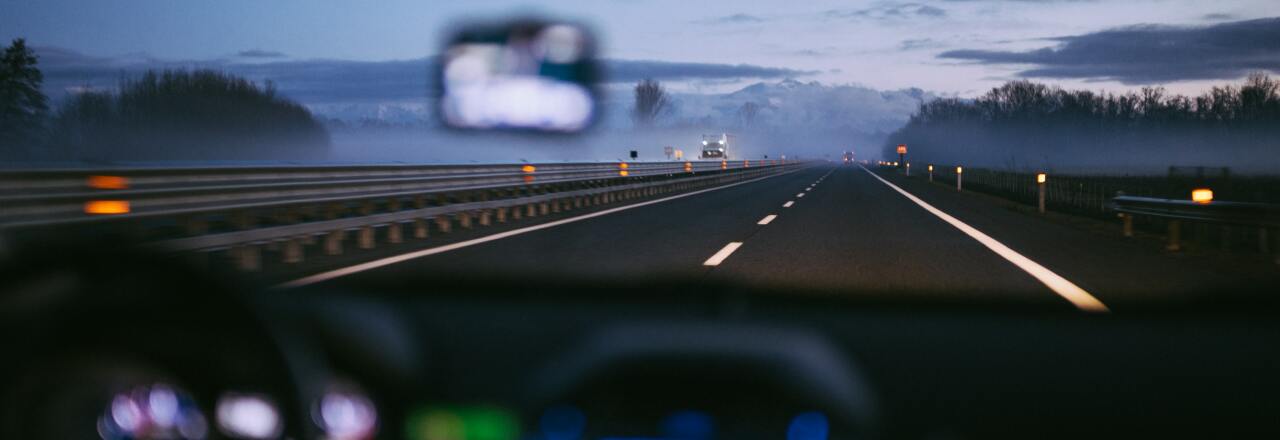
664,146,674,159
630,150,638,159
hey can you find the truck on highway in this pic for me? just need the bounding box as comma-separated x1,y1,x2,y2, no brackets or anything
700,134,731,159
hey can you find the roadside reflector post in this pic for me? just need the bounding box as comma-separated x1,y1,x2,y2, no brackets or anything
1037,173,1047,214
896,144,906,170
87,175,129,190
956,166,963,191
84,200,130,215
928,164,934,182
1191,188,1213,204
905,162,910,176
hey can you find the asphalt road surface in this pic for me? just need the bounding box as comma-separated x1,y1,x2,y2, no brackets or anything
289,164,1280,311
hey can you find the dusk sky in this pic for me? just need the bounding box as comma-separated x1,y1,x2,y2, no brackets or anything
3,0,1280,96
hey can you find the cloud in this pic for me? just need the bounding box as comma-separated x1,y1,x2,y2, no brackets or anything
899,38,944,51
825,3,947,20
694,13,766,25
237,49,286,58
603,59,816,82
937,17,1280,83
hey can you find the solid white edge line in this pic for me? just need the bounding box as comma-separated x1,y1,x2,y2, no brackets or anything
783,201,795,208
858,165,1109,313
757,214,777,225
703,242,744,266
796,193,805,197
276,168,808,289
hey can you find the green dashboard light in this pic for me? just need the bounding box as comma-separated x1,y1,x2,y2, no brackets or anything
407,406,520,440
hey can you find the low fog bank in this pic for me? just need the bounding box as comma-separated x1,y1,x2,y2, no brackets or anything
325,125,884,164
882,78,1280,176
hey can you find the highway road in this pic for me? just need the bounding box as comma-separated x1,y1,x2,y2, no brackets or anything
280,164,1280,311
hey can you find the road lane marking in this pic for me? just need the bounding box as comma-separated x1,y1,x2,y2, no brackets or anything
859,166,1109,313
277,168,808,289
783,201,795,208
758,214,777,225
703,242,744,266
796,193,805,197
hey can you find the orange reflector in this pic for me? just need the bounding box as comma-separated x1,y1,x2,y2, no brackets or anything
619,170,630,177
684,162,693,172
87,175,129,189
743,160,750,168
896,144,907,154
523,175,535,183
721,161,727,169
85,200,130,215
618,162,629,169
1036,173,1047,184
1191,188,1213,204
521,165,536,173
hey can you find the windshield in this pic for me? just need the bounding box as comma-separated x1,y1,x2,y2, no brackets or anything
2,1,1280,306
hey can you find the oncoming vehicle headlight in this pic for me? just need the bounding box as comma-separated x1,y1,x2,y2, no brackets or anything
216,393,283,439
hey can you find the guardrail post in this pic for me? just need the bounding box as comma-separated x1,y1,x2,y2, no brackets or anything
1121,214,1134,237
324,230,343,255
1166,220,1182,251
413,219,429,239
184,216,208,235
358,226,375,249
539,202,550,215
387,223,403,244
496,207,507,223
283,238,303,264
459,212,473,228
233,245,261,271
479,210,492,226
436,216,453,233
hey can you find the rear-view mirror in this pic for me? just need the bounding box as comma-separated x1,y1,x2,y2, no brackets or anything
436,19,600,133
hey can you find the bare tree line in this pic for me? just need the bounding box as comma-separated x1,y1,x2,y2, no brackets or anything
883,74,1280,171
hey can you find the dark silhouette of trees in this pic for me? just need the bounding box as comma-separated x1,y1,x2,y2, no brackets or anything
632,78,670,127
884,75,1280,171
0,38,49,157
51,69,329,160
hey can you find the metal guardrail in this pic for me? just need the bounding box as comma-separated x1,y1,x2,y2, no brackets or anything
1111,195,1280,254
1112,196,1280,227
0,160,787,226
1,159,805,271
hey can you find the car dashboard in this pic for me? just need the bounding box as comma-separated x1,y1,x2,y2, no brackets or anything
3,248,1280,440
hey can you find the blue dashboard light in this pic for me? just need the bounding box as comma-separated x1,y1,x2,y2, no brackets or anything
539,405,586,440
786,412,829,440
660,410,713,440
